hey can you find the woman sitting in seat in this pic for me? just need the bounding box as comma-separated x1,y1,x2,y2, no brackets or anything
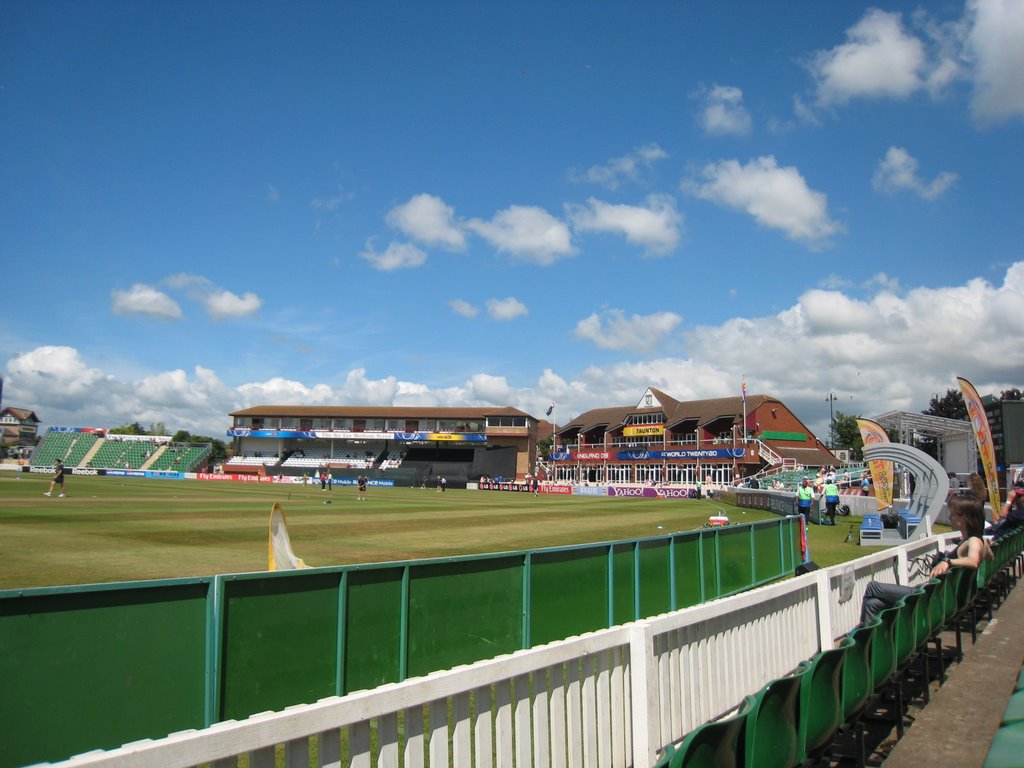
858,494,992,625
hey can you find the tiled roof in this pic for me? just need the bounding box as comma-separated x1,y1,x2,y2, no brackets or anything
229,405,532,419
1,407,40,422
560,394,777,434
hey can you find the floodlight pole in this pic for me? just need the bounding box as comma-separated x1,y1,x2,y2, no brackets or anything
825,392,838,449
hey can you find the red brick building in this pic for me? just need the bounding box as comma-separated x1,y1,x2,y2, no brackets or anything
550,388,835,486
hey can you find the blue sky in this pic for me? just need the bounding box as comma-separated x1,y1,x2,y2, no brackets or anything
1,0,1022,441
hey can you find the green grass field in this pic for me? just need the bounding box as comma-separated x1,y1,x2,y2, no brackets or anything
0,471,879,590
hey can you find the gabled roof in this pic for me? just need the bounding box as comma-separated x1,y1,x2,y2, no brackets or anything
771,444,837,466
665,394,776,429
561,394,779,436
1,407,40,423
557,406,633,435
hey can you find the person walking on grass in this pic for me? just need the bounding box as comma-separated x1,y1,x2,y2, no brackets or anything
797,478,814,520
823,477,840,525
44,459,65,497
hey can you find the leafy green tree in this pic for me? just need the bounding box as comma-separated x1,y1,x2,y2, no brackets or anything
197,437,228,463
999,388,1022,401
831,411,863,460
147,422,168,437
923,388,967,421
109,422,145,435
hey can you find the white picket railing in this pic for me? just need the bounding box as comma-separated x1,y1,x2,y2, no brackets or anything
47,531,954,768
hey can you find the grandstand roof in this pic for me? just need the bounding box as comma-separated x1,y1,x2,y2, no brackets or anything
230,405,533,419
559,394,778,434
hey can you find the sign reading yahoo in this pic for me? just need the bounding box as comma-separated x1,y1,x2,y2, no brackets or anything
607,486,697,498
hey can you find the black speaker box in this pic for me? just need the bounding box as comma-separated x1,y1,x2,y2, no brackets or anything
795,561,820,576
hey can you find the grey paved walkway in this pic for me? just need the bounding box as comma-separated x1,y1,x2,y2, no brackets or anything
881,581,1024,768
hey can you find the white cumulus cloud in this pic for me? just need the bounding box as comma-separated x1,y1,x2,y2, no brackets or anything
448,299,479,318
359,240,428,271
872,146,958,199
467,206,575,265
684,156,842,247
486,297,528,321
468,373,511,403
385,193,466,250
8,265,1024,450
567,194,682,255
569,144,669,190
111,284,182,319
808,9,926,106
699,84,753,136
574,309,682,353
203,290,262,320
966,0,1024,126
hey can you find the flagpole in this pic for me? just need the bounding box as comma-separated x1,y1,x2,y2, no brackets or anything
741,377,747,443
546,402,555,482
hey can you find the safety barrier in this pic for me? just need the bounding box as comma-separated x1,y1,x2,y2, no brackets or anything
36,526,1023,768
0,516,800,768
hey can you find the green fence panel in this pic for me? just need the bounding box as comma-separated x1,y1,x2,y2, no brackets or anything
638,539,673,618
612,542,636,625
752,522,784,582
0,579,210,768
406,555,523,678
530,545,610,645
673,532,705,608
0,516,801,766
343,566,405,693
718,526,754,595
219,571,341,720
701,531,721,600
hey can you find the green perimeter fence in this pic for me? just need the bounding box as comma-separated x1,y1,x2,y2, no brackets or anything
0,516,801,768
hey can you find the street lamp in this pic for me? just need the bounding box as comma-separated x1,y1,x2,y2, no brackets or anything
825,392,838,449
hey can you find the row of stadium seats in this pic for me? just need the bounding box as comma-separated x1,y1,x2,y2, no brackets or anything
380,450,406,469
766,465,868,492
88,440,155,469
30,431,211,473
228,455,280,466
148,444,210,471
657,527,1024,768
986,662,1024,767
30,431,101,467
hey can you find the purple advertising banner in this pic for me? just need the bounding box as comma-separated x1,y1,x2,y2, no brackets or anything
607,486,697,498
607,486,661,498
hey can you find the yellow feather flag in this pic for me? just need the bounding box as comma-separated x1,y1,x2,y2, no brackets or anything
856,418,894,510
268,503,310,571
958,377,1002,516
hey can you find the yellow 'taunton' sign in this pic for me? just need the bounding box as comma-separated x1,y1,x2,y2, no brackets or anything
624,425,664,437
